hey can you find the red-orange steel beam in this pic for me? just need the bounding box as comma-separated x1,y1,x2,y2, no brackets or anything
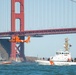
0,28,76,37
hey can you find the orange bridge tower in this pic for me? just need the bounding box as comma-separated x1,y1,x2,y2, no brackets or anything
11,0,25,61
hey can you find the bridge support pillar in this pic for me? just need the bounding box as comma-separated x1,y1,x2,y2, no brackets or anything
11,0,25,61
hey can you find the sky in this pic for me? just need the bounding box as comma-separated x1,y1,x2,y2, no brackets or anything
0,0,76,58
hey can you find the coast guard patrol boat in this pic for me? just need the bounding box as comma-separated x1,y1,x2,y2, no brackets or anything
35,38,76,66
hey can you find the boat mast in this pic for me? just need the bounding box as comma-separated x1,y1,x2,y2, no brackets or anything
64,38,69,51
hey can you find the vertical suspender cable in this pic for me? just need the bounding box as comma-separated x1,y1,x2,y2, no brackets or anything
5,0,7,32
6,0,8,32
56,0,58,28
61,0,63,28
3,0,5,32
71,1,73,27
29,1,31,30
48,0,50,29
59,0,61,28
53,0,55,28
28,0,30,30
51,0,53,28
53,0,56,28
66,0,68,28
33,0,35,30
50,0,52,28
38,0,39,30
41,0,43,30
57,0,60,27
54,0,56,28
63,0,65,28
52,0,54,28
46,0,48,29
67,0,70,28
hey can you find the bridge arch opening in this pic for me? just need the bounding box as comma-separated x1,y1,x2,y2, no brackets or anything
15,2,20,13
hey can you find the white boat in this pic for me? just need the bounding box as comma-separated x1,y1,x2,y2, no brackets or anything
35,38,76,66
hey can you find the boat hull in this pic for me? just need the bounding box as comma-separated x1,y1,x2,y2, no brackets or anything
35,60,50,65
35,60,76,66
2,61,12,64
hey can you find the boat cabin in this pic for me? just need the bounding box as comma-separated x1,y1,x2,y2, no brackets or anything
50,50,72,62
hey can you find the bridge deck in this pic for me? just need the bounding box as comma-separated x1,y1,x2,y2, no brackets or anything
0,28,76,37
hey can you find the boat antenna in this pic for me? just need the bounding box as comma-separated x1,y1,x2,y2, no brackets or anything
64,38,69,51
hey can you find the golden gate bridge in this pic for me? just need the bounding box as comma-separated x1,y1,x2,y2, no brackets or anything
0,0,76,62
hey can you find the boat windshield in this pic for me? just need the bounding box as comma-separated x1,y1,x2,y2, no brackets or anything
56,51,69,55
56,52,61,55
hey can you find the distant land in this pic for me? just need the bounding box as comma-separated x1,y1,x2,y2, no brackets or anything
26,56,37,62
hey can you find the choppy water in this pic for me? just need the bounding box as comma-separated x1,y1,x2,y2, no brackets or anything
0,62,76,75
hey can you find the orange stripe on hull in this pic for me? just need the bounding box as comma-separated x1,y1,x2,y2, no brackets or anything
50,61,54,65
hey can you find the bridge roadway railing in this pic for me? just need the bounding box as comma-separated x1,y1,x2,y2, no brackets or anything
0,28,76,37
